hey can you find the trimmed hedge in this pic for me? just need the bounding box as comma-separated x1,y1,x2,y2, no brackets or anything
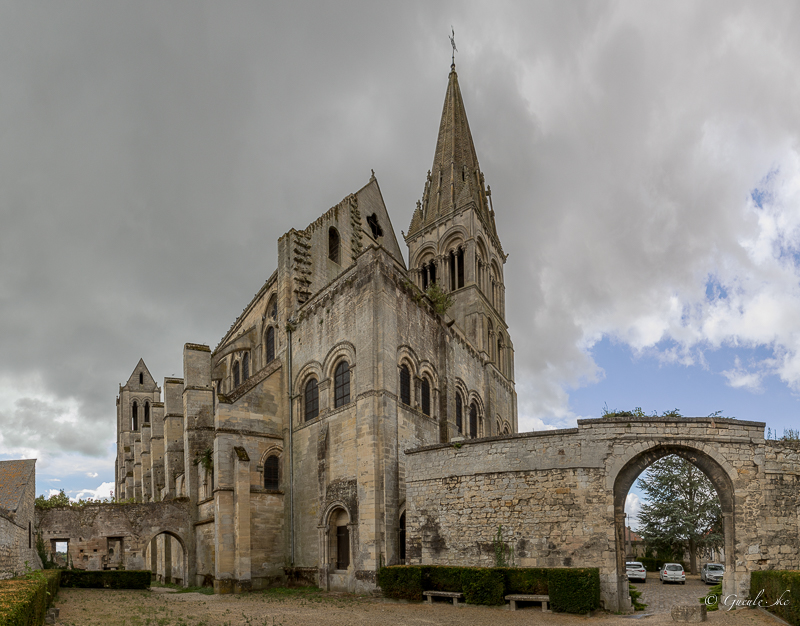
378,565,600,612
0,569,60,626
376,566,423,601
461,568,505,606
60,569,152,589
549,568,600,614
750,570,800,626
636,557,687,572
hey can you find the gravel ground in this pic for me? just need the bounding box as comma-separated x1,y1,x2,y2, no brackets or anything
635,573,711,613
52,584,783,626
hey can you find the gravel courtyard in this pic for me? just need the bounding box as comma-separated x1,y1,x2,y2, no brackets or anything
51,583,783,626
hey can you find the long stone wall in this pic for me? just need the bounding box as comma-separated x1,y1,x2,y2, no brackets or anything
405,417,800,612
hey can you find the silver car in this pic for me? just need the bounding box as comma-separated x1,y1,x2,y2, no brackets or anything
700,562,724,584
660,563,685,584
626,561,647,583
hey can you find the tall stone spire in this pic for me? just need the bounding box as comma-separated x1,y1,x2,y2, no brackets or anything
408,63,500,248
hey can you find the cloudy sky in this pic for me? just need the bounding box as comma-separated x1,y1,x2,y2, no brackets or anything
2,2,800,506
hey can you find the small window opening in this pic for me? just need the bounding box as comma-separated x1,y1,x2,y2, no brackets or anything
456,394,463,434
399,365,410,406
304,379,319,422
242,353,249,380
329,227,340,264
268,295,277,320
266,327,275,364
421,378,431,416
233,361,240,388
469,403,478,439
132,401,138,431
139,372,143,385
264,455,280,490
144,401,150,424
367,213,383,238
334,361,350,408
399,512,406,564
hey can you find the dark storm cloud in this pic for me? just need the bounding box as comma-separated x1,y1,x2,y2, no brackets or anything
2,2,800,469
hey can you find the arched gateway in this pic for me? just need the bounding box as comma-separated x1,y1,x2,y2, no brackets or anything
405,416,800,611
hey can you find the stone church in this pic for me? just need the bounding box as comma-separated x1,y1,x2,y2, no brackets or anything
114,61,517,592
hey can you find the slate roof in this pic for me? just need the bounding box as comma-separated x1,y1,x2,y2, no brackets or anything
0,459,36,513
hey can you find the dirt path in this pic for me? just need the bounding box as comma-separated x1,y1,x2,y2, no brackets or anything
53,587,782,626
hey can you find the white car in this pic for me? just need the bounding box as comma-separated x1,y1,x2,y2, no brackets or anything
660,563,685,584
626,561,647,583
700,563,724,584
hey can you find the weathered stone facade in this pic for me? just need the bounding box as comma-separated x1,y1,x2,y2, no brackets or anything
38,62,517,593
404,417,800,611
0,460,40,578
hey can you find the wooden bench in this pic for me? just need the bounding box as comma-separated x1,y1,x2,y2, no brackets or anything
505,594,551,612
423,590,464,606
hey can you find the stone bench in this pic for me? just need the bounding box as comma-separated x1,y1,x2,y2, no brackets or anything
423,590,464,606
505,594,551,612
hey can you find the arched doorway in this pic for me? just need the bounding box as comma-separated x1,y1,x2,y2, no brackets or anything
144,531,188,587
613,445,735,611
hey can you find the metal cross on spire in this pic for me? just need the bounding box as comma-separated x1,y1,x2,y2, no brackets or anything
449,26,458,66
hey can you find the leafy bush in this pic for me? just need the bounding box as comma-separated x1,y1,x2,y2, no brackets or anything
630,584,647,611
699,582,721,611
548,568,601,614
0,569,60,626
376,566,423,601
461,568,505,606
750,570,800,626
60,569,151,589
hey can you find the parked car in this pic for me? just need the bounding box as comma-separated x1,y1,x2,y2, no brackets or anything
660,563,685,584
700,563,725,584
626,561,647,583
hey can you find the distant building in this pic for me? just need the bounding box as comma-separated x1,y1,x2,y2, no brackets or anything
0,459,40,577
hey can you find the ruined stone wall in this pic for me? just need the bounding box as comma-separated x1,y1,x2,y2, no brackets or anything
405,417,800,612
36,501,193,576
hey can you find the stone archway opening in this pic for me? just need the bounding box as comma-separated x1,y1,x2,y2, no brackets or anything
144,531,188,587
613,445,735,611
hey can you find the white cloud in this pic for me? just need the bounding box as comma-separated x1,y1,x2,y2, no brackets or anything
625,493,642,529
86,472,98,478
73,482,115,502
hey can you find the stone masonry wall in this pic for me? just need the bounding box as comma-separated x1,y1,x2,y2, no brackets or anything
405,417,800,612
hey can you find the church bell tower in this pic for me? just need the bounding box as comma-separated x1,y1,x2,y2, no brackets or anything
406,62,513,382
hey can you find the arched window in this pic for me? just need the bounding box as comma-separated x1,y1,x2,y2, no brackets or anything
139,372,143,385
329,227,340,264
503,424,510,435
399,512,406,564
266,327,275,364
421,377,431,416
268,295,277,320
242,353,250,380
469,402,478,439
399,365,410,406
455,393,463,434
497,338,503,373
304,378,319,422
144,401,150,424
334,361,350,408
233,361,240,388
264,455,280,490
132,401,138,431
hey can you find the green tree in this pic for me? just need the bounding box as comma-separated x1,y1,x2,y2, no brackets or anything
634,455,722,574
